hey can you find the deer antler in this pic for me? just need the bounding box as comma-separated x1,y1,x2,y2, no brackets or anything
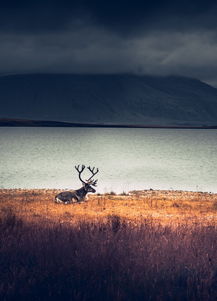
86,166,99,182
75,165,86,184
88,179,98,186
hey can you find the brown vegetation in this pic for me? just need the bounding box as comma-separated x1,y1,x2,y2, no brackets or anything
1,189,217,300
0,189,217,226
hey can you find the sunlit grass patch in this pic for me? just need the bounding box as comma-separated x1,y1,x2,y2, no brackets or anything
0,189,217,226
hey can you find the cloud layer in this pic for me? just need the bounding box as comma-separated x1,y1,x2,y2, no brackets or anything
1,0,217,35
1,1,217,86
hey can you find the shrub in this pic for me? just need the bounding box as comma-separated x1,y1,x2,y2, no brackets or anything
119,191,128,196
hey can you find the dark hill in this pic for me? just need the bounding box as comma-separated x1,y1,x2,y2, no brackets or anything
1,73,217,126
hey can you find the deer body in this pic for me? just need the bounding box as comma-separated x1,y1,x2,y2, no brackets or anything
55,185,96,204
55,190,81,204
55,165,98,204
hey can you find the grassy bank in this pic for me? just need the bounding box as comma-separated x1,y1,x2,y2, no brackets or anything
1,189,217,300
0,189,217,225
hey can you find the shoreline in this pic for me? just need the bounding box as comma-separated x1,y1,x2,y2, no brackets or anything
1,118,217,129
0,188,216,196
0,188,216,194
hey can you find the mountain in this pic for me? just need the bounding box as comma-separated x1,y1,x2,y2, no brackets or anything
1,73,217,126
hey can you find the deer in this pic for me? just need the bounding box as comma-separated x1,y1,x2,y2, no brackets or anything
55,165,99,204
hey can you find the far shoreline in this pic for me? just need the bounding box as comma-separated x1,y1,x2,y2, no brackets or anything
0,118,217,129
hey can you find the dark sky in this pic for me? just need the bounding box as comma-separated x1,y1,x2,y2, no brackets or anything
1,0,217,86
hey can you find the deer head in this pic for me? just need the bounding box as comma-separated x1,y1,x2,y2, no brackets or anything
75,165,99,193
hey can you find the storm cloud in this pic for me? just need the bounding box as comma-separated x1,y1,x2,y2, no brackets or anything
1,0,217,35
1,0,217,85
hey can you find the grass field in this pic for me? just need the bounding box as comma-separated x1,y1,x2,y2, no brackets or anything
1,189,217,300
1,189,217,225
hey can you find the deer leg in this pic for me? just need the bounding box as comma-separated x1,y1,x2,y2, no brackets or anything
64,200,71,204
71,196,78,203
55,197,64,204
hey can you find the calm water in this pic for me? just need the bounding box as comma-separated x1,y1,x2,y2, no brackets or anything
0,127,217,193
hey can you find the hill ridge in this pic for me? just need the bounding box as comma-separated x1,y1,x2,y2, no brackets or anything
1,73,217,126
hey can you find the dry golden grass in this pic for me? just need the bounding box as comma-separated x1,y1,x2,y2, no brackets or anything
1,189,217,226
1,190,217,300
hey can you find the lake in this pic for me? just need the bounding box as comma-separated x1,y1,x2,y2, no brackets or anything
0,127,217,193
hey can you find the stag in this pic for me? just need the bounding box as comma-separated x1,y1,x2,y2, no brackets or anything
55,165,99,204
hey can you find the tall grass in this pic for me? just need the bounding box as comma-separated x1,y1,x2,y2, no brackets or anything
0,211,217,301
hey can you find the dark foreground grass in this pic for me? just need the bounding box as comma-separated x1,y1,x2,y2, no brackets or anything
0,211,217,301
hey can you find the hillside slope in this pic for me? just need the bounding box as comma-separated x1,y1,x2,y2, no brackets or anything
1,74,217,126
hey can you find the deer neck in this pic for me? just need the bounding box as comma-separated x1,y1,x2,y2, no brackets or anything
76,187,88,199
